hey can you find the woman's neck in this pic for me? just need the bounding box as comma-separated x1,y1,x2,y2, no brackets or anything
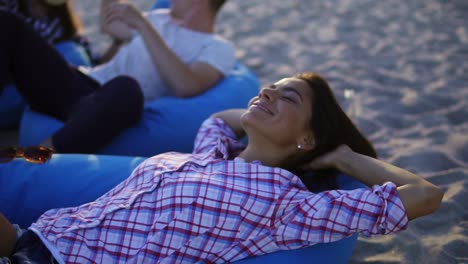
238,144,286,168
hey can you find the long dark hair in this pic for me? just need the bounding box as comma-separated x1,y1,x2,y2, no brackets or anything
46,1,83,42
18,0,82,43
209,0,227,13
290,72,377,191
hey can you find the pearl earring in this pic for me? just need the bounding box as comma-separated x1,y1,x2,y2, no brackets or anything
297,144,302,150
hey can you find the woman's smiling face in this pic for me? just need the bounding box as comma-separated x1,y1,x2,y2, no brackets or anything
241,77,314,149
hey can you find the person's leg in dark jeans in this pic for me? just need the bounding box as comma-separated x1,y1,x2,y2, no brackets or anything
0,11,144,153
0,11,94,119
8,231,57,264
52,76,144,153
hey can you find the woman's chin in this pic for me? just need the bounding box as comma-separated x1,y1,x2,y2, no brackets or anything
241,110,263,125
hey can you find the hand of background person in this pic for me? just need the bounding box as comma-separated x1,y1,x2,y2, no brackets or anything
103,1,146,31
100,0,134,43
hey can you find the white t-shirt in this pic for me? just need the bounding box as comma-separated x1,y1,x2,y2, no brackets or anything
82,9,236,101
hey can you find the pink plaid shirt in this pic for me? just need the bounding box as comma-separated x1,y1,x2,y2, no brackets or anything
31,118,408,263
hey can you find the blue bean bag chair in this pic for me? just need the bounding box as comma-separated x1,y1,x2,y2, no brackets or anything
0,40,92,129
0,84,26,129
153,0,170,9
19,62,259,156
0,154,364,263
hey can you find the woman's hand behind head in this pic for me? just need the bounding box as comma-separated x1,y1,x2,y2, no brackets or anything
303,144,352,171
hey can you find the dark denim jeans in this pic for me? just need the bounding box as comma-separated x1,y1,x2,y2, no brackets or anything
0,11,144,153
0,230,56,264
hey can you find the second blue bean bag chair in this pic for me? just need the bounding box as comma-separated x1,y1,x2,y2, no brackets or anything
0,154,363,263
0,84,26,129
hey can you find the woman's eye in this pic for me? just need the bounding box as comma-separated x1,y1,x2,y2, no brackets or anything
281,96,295,103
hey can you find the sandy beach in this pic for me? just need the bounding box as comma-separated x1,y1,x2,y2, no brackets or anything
1,0,467,263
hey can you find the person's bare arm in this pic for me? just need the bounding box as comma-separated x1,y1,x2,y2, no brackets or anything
0,212,16,257
103,3,223,97
98,0,133,62
211,109,246,138
100,0,133,42
98,39,124,63
306,145,444,221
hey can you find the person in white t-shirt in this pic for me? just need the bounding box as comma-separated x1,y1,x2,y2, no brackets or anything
0,0,234,153
90,0,235,100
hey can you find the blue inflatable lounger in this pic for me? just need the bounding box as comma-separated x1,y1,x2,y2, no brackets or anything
0,154,363,263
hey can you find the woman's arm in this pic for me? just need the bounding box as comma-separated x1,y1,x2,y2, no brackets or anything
307,145,444,221
193,112,245,154
211,109,246,139
102,2,223,97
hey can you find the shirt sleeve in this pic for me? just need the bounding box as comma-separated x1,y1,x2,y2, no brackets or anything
194,39,236,76
274,182,409,249
193,117,239,154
